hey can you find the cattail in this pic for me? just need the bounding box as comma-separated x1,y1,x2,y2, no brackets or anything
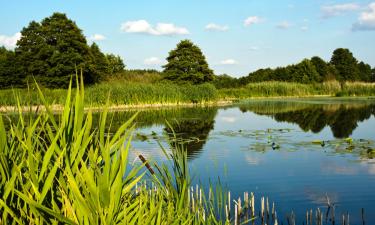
235,205,238,225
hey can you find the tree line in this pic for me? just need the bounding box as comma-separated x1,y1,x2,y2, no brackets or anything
0,13,125,88
1,12,374,89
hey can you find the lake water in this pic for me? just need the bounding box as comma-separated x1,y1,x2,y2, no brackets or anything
113,98,375,224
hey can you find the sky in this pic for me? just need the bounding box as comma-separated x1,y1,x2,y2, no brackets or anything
1,0,375,77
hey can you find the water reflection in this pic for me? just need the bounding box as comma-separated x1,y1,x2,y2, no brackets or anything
239,100,375,138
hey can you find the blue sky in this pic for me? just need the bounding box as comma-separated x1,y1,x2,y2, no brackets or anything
1,0,375,77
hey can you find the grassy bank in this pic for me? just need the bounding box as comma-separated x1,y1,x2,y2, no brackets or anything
0,80,375,107
0,81,364,224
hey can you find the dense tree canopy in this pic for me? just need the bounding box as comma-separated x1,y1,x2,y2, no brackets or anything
330,48,360,81
106,54,126,74
163,40,214,84
0,47,22,88
15,13,98,87
0,12,126,88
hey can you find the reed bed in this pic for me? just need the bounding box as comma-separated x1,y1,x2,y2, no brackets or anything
0,80,374,108
0,78,367,224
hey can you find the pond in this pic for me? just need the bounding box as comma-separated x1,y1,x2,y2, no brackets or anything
111,98,375,224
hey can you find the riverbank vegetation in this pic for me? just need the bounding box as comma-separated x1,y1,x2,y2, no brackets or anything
1,12,375,106
1,78,364,225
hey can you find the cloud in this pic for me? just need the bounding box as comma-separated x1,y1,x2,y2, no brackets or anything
276,21,292,29
352,2,375,31
205,23,229,31
321,3,360,18
244,16,262,27
0,32,21,49
121,20,189,36
144,57,162,65
89,34,106,41
219,59,238,65
301,26,309,31
250,46,260,51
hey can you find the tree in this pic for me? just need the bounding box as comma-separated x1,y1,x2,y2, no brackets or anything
106,54,125,74
15,12,98,87
290,59,320,83
0,47,19,87
330,48,360,81
163,40,214,84
357,61,372,82
89,43,108,81
372,68,375,82
310,56,328,82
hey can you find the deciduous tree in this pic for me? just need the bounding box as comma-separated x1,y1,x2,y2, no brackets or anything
163,40,214,84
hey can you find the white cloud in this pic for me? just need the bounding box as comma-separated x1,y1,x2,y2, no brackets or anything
276,21,292,29
144,57,162,65
321,3,360,18
121,20,189,36
0,32,21,49
89,34,106,41
301,26,309,31
219,59,238,65
205,23,229,31
250,46,260,51
244,16,262,27
352,2,375,31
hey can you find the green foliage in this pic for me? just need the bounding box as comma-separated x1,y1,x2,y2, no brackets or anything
105,54,125,74
0,47,23,88
289,59,320,83
163,40,214,84
88,42,108,82
330,48,360,81
211,74,241,89
358,61,372,82
0,79,245,224
16,13,96,87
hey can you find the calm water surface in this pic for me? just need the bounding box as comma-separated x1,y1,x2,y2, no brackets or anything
115,98,375,223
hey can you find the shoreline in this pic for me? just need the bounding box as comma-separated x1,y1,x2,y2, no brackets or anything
1,95,375,113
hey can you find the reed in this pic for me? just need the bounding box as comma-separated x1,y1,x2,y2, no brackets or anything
0,77,366,224
1,80,374,108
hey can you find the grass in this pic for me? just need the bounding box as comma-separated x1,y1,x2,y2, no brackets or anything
0,77,366,224
0,80,374,109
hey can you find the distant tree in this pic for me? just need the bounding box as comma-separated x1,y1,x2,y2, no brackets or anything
106,54,125,74
211,74,240,88
290,59,320,83
245,68,274,83
372,68,375,82
310,56,328,82
330,48,360,81
0,47,23,87
357,61,372,82
163,40,214,84
88,43,108,82
272,67,289,81
16,12,98,87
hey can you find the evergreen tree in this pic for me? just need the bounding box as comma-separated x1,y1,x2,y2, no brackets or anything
163,40,214,84
330,48,360,81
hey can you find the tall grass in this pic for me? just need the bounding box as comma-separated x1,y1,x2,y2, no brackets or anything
0,80,374,108
0,77,232,224
218,81,342,99
0,77,365,224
